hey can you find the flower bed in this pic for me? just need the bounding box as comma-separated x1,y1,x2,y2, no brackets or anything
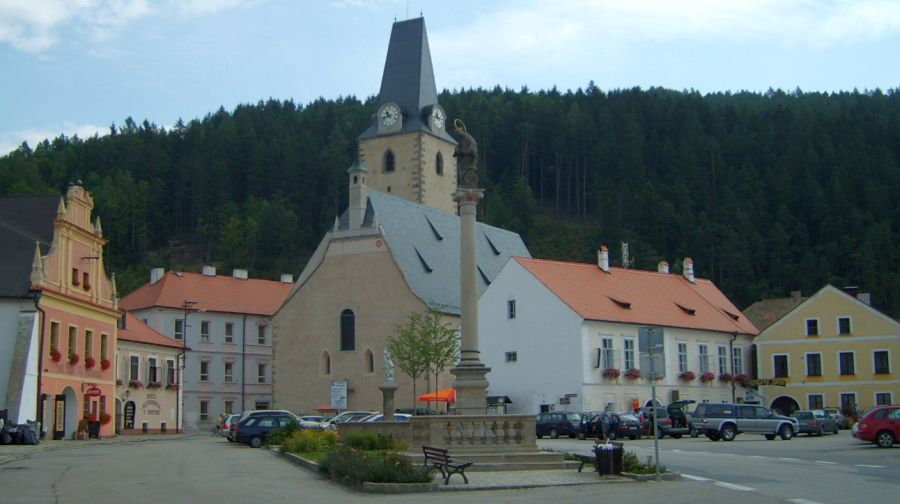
319,447,433,485
678,370,696,381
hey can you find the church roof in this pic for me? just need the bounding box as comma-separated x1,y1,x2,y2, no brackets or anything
515,257,758,336
0,195,59,297
338,189,531,314
357,17,455,143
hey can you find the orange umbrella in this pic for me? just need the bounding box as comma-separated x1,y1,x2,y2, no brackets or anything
417,388,456,403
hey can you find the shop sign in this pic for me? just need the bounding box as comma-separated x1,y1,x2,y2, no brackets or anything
86,386,101,397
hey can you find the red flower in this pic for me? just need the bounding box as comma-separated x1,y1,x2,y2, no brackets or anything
68,353,80,365
678,370,696,381
734,374,750,385
700,372,716,382
602,368,621,379
624,368,641,379
718,372,734,382
100,358,111,370
50,349,62,362
100,412,112,425
85,356,96,369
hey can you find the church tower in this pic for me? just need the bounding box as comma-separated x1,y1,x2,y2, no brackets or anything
357,17,458,214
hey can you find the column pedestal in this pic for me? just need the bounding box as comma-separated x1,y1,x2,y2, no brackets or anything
380,384,398,421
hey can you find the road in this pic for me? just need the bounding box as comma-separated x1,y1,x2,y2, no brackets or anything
540,430,898,504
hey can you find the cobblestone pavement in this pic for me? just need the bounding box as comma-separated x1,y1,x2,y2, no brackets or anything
0,433,189,465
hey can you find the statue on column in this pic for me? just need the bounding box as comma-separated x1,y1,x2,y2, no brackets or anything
453,119,478,188
383,349,395,384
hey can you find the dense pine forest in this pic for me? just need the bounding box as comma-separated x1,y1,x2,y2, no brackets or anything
1,86,898,318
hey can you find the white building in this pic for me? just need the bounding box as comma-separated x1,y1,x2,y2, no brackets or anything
480,250,758,414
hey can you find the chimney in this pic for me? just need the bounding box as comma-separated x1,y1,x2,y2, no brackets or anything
657,261,669,274
843,286,860,298
347,159,368,229
597,246,609,272
857,292,872,306
202,265,216,276
280,273,294,284
150,268,165,285
682,257,695,283
233,268,248,280
790,290,801,301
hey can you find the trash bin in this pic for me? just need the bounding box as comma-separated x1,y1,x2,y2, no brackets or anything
594,441,624,476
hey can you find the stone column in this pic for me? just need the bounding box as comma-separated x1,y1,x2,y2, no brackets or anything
380,384,398,421
451,188,491,414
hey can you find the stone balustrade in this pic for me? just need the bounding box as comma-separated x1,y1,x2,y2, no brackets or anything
409,415,537,453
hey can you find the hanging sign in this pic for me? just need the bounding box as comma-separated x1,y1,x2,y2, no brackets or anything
86,386,102,397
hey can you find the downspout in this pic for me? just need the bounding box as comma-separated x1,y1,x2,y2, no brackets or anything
730,332,737,404
241,314,247,412
31,289,46,431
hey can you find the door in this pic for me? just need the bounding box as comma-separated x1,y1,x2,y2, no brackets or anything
124,401,136,429
737,405,758,433
53,394,66,440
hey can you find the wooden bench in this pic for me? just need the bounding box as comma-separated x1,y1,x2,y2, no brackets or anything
422,445,474,485
571,452,596,472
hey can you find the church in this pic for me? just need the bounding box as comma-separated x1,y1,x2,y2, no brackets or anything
271,18,530,413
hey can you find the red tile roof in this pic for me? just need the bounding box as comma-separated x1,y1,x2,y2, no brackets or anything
515,257,758,335
118,271,292,316
118,312,184,349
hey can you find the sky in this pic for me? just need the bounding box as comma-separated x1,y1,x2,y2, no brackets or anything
1,0,899,155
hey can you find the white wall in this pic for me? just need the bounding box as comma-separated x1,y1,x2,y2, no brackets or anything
480,259,583,414
0,299,40,423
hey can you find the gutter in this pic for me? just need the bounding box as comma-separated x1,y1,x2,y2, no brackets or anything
31,289,46,433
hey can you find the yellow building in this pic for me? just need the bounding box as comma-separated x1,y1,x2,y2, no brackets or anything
754,285,899,417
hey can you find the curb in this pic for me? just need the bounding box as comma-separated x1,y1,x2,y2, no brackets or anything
621,471,682,481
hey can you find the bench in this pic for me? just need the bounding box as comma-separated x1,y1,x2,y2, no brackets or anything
571,452,596,472
422,445,474,485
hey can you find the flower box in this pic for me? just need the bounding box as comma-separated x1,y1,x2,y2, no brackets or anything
99,412,112,425
700,371,716,383
602,368,621,379
50,349,62,362
165,383,180,390
128,379,144,389
85,356,96,369
718,372,733,382
101,358,111,370
68,353,80,365
678,370,696,381
734,374,750,385
624,368,641,379
147,381,162,389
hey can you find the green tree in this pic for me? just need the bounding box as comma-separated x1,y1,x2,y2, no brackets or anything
387,313,429,409
388,310,459,412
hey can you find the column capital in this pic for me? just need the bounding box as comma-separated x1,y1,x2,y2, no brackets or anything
453,188,485,204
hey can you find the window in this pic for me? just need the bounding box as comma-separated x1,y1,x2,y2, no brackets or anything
224,400,234,414
365,349,374,373
875,392,892,406
383,149,395,173
320,351,331,375
200,321,210,342
50,322,59,354
258,325,266,345
839,352,855,375
68,326,77,359
873,351,890,374
224,362,234,383
340,309,355,351
255,401,269,410
82,272,90,290
199,400,209,421
838,317,851,335
601,337,615,369
166,359,176,384
100,333,108,361
174,319,184,340
83,395,90,418
72,268,80,286
148,357,158,383
505,351,518,363
225,322,234,343
507,299,516,319
200,361,210,382
436,152,444,175
806,319,819,336
698,344,709,374
129,355,139,381
839,393,856,415
624,339,635,370
717,346,727,374
808,394,824,410
99,395,106,415
733,347,744,375
677,342,688,373
772,354,788,378
258,363,267,384
806,353,822,376
84,330,93,358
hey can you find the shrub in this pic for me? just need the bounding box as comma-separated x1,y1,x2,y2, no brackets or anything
266,419,299,446
342,432,400,451
319,446,433,484
281,428,339,454
622,451,666,474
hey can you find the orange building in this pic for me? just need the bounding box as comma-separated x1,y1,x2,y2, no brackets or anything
1,184,119,439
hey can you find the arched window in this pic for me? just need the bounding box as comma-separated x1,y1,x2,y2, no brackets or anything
320,351,331,376
340,309,355,351
436,152,444,176
365,349,374,374
383,150,395,173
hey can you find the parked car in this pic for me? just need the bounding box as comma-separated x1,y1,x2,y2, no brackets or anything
823,407,849,429
693,403,799,441
232,410,297,448
853,405,900,448
323,410,377,430
222,413,241,442
535,411,585,439
296,415,328,429
794,409,839,436
360,413,412,422
642,400,696,438
395,408,438,416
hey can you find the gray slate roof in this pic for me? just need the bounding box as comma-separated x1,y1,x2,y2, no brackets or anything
358,17,455,143
339,190,531,315
0,196,58,297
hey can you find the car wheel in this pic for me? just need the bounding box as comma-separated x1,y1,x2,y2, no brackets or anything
609,431,618,441
833,426,839,435
779,425,794,440
655,429,664,439
249,435,263,448
536,434,543,439
629,435,637,440
549,428,559,439
578,432,586,440
818,426,825,437
875,430,895,448
227,437,233,443
705,432,721,441
672,434,683,439
765,434,776,440
720,425,737,442
689,427,700,438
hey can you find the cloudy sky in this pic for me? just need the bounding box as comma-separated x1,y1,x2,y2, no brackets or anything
1,0,899,155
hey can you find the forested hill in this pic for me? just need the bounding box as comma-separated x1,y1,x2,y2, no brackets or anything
1,86,898,318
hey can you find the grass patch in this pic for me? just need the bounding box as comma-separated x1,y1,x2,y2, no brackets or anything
295,451,327,464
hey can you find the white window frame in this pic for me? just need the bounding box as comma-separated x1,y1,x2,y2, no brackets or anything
807,393,825,410
147,356,159,383
698,343,709,374
733,346,744,375
224,400,235,415
224,361,234,383
772,353,790,378
601,337,616,370
805,318,820,336
717,346,728,375
623,339,635,370
836,316,852,335
129,354,140,381
839,392,858,414
804,352,823,377
174,319,184,340
200,320,211,342
837,350,856,376
166,359,176,385
677,341,688,373
199,399,210,421
200,360,210,382
225,322,234,343
872,349,891,375
258,324,267,345
258,362,267,384
874,391,893,406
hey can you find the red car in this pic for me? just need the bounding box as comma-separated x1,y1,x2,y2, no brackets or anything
854,405,900,448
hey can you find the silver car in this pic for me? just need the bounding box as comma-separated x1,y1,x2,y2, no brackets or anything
794,409,839,436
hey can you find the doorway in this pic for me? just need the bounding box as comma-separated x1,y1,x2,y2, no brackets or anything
770,395,800,416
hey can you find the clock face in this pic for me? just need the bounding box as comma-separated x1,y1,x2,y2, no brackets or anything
431,107,446,130
379,104,400,126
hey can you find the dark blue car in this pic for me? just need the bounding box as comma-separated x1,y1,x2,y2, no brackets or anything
233,410,296,448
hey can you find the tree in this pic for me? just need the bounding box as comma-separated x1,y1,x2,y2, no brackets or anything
387,310,459,412
421,310,459,412
387,313,429,409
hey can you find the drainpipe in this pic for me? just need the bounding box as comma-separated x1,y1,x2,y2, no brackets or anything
31,289,46,432
730,332,737,404
241,314,247,412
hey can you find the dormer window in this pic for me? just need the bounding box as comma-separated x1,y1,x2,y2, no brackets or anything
384,150,395,173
